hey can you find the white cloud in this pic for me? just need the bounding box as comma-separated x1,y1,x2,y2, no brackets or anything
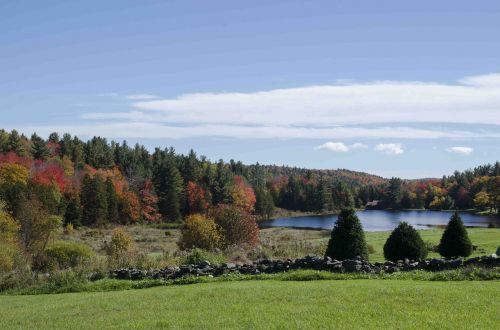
375,143,404,155
125,74,500,127
32,73,500,140
446,146,474,156
314,142,349,152
314,142,369,152
10,124,500,140
126,94,159,100
459,73,500,88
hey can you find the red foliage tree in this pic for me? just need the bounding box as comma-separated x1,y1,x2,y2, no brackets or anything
31,162,66,191
211,203,259,248
186,181,208,214
140,181,162,223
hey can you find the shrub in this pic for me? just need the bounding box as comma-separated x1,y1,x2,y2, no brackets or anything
425,241,439,253
105,227,136,258
0,242,25,273
325,208,368,260
211,204,259,248
178,214,222,250
438,212,472,259
182,248,227,265
383,222,427,261
367,244,376,254
0,201,20,244
45,241,94,269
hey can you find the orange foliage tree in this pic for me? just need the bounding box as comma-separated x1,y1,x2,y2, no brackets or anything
186,181,209,214
229,176,256,213
211,203,259,248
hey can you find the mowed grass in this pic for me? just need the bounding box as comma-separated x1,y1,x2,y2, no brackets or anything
1,280,498,329
263,228,500,262
365,228,500,262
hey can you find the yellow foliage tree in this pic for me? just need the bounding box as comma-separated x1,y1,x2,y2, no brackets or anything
179,214,222,251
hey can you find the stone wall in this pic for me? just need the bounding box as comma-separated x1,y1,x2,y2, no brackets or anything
110,254,499,280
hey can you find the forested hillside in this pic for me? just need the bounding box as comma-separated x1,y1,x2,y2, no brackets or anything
0,129,499,232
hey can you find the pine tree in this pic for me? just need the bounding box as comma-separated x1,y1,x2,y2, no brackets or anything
383,222,427,261
105,177,119,223
325,208,368,260
7,130,25,155
63,191,82,227
80,174,108,226
438,212,472,258
31,133,50,160
153,151,183,222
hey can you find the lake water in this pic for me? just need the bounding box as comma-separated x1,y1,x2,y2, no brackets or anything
260,210,500,232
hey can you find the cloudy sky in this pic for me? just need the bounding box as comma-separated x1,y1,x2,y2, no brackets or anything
1,0,499,178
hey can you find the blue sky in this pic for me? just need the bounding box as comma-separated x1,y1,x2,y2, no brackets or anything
1,0,499,178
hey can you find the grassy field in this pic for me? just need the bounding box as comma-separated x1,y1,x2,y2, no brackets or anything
58,225,499,263
1,280,498,329
260,227,499,262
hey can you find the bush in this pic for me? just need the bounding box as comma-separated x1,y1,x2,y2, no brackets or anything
105,227,136,258
0,201,20,244
367,244,376,254
211,204,259,248
425,241,439,253
0,242,25,273
181,248,227,265
178,214,222,250
438,212,472,259
325,208,368,260
383,222,427,261
45,241,94,269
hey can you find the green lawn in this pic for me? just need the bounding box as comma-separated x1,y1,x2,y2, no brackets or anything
1,280,498,329
365,228,500,262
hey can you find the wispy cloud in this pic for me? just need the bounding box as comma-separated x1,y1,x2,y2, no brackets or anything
459,73,500,88
126,73,500,127
21,73,500,140
446,146,474,156
375,143,404,155
126,94,159,100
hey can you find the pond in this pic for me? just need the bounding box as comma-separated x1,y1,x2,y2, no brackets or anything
260,210,500,232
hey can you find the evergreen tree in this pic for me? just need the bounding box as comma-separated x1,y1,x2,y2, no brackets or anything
105,177,119,223
31,133,50,160
0,129,8,153
153,151,183,221
325,208,368,260
63,191,82,227
84,136,114,169
7,130,25,155
383,222,427,261
385,177,403,209
48,132,60,144
80,174,108,226
255,187,275,219
438,212,472,258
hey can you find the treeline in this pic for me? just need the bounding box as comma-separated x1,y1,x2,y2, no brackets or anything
0,129,499,232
